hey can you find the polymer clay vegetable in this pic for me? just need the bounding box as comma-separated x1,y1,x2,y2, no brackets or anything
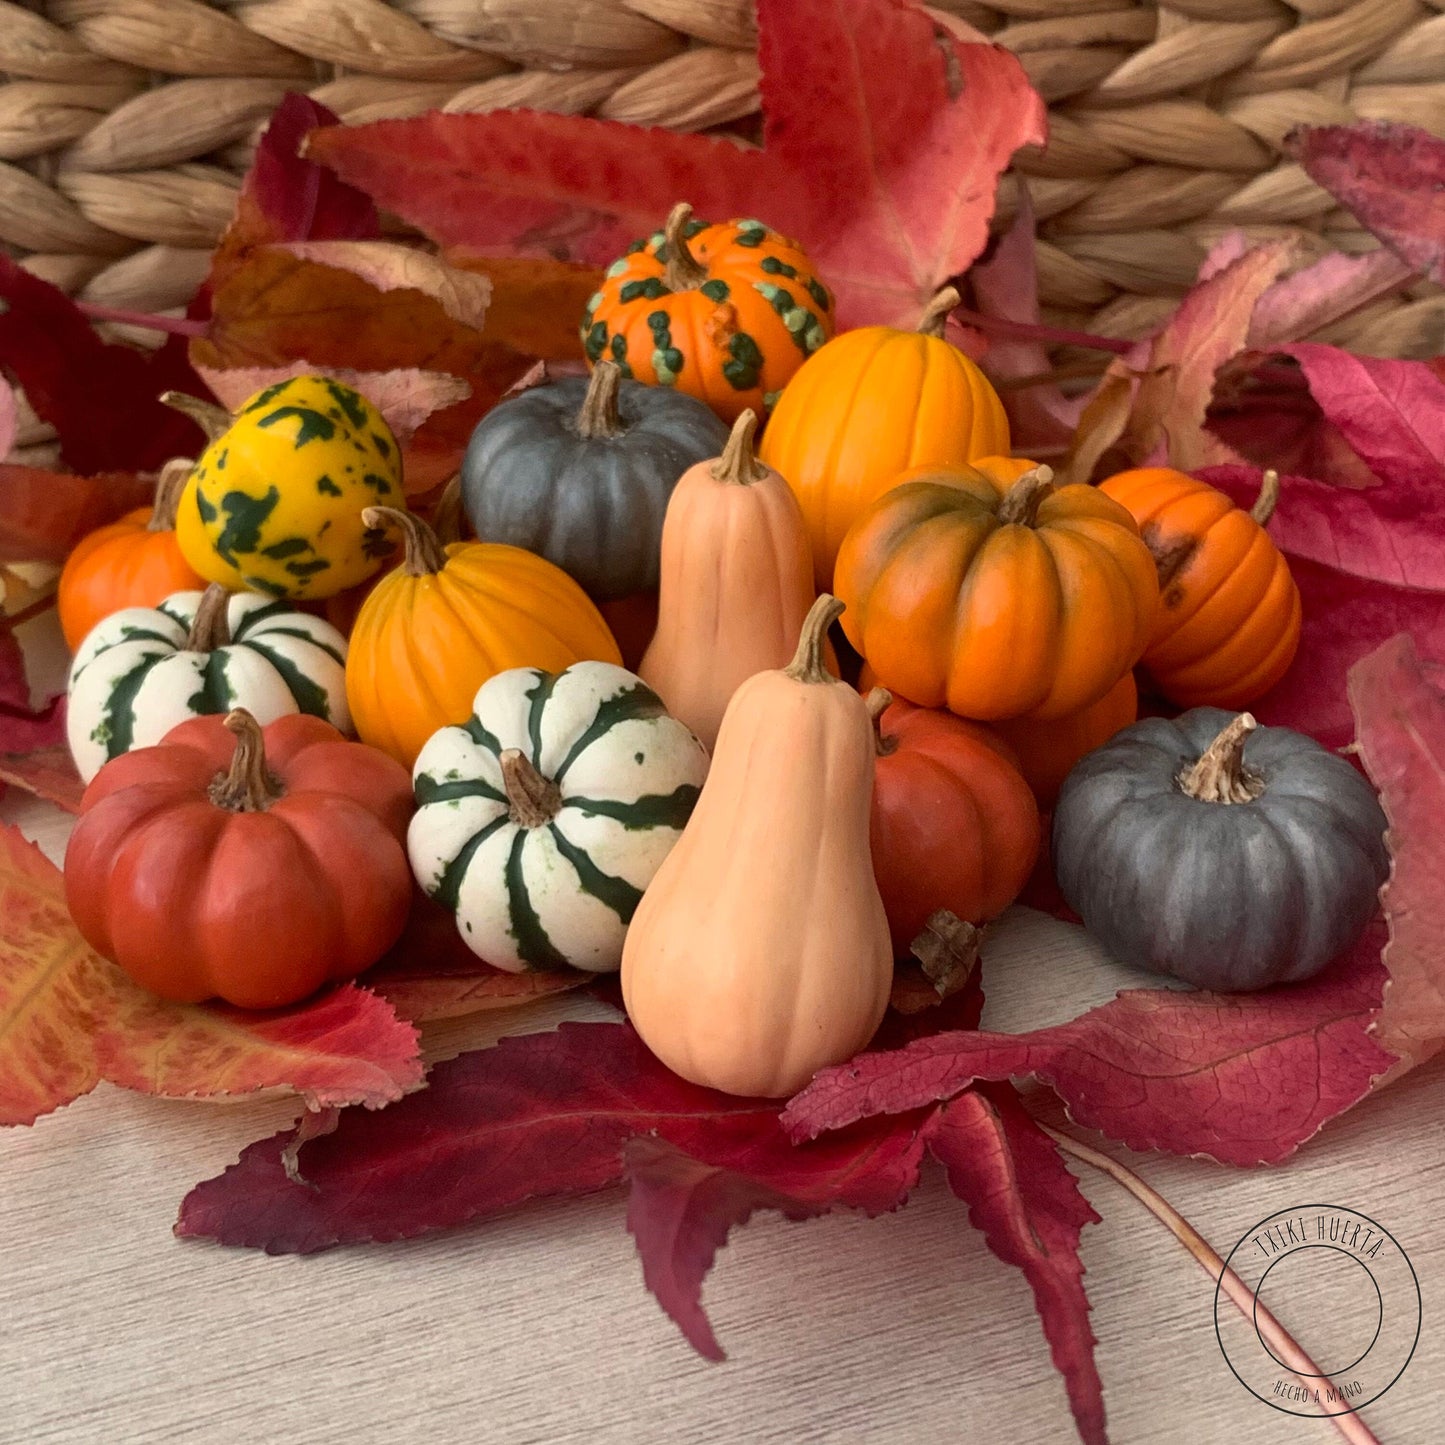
758,287,1009,586
1099,467,1302,708
346,506,622,769
408,661,708,973
995,671,1139,809
460,360,728,600
622,596,892,1098
168,377,402,601
835,462,1158,720
582,203,833,423
640,409,828,750
57,459,205,650
66,708,412,1008
867,690,1040,956
67,584,350,783
1053,709,1389,990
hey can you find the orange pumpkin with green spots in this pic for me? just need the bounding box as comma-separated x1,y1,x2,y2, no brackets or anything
581,203,834,423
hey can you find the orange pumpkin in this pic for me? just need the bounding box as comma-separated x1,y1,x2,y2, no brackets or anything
1100,467,1302,708
345,507,622,769
57,460,206,650
758,287,1009,587
994,670,1139,809
582,203,834,424
835,460,1158,721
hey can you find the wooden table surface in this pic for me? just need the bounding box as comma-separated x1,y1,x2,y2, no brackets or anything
2,790,1438,1445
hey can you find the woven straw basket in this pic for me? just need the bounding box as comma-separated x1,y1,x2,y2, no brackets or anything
2,0,1443,361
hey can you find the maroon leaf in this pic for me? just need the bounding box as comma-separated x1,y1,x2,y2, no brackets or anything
0,694,65,756
1287,122,1445,285
0,747,84,813
784,932,1395,1166
923,1086,1105,1445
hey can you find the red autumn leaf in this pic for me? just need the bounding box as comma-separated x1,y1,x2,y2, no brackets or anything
362,891,587,1023
0,465,153,565
1287,122,1445,286
923,1086,1105,1445
0,746,85,814
0,375,15,460
784,931,1395,1166
1349,634,1445,1070
1247,248,1414,350
0,693,65,756
0,257,206,475
303,0,1045,330
1199,461,1445,748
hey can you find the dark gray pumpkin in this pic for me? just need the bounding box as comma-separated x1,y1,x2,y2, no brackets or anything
460,361,729,601
1052,708,1388,991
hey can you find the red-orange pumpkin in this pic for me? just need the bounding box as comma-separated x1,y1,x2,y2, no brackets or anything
868,690,1040,955
65,709,413,1008
1099,467,1301,708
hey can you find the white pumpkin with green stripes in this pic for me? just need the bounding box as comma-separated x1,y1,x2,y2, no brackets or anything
408,661,708,973
67,583,350,783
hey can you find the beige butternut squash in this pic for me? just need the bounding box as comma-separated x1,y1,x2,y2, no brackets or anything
639,409,828,752
622,594,893,1098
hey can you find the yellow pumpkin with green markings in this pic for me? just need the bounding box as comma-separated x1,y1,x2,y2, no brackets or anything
175,376,404,601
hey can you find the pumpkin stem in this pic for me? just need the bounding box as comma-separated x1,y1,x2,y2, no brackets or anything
917,286,961,338
500,748,563,828
209,708,284,812
185,583,231,652
663,202,710,291
362,505,444,578
575,361,625,440
865,687,898,757
996,466,1056,527
160,391,232,444
431,473,467,545
1250,468,1281,526
784,594,844,685
1178,712,1266,805
911,909,983,1000
148,457,193,532
710,410,765,485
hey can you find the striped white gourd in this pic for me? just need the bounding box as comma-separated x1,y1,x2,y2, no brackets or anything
67,584,350,783
408,661,708,973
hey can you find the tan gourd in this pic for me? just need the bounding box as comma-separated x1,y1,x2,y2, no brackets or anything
639,409,826,752
621,594,893,1098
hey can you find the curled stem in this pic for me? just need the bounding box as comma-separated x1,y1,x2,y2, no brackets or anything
1251,469,1281,526
996,466,1056,527
362,505,445,578
917,286,961,338
148,457,193,532
1179,713,1265,804
186,583,231,652
576,361,624,440
663,202,709,291
785,594,844,685
209,708,283,812
710,410,764,485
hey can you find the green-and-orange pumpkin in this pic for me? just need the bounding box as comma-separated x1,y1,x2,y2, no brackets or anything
581,203,834,423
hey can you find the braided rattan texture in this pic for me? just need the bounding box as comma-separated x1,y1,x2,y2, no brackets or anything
2,0,1443,356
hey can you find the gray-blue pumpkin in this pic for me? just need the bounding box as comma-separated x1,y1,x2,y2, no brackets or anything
1052,709,1388,991
460,361,729,601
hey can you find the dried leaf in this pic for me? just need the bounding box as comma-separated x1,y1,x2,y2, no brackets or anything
1287,122,1445,286
1248,248,1414,349
304,0,1045,329
784,932,1394,1166
278,241,492,330
0,465,153,564
443,253,601,362
0,746,85,813
923,1086,1105,1445
1350,635,1445,1069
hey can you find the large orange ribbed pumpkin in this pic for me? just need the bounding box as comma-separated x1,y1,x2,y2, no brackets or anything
1100,467,1301,708
835,459,1158,721
757,287,1009,588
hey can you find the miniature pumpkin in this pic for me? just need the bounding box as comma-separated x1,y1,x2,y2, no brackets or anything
66,708,412,1008
582,203,833,423
835,463,1158,720
867,690,1040,956
1099,467,1302,708
1053,710,1389,990
67,584,350,783
758,287,1009,586
995,671,1139,809
169,378,403,601
460,360,728,600
345,506,622,769
640,410,831,750
408,661,708,973
57,460,206,650
622,595,893,1098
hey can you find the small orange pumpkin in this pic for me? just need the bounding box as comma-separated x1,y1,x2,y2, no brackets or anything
758,287,1010,587
57,460,206,650
1099,467,1301,708
582,203,834,424
835,460,1158,721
